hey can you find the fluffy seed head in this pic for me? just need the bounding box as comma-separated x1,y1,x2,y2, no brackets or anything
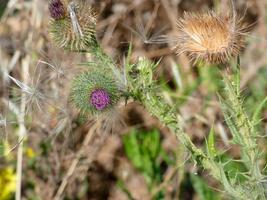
49,1,97,51
90,89,111,110
175,11,247,63
49,0,66,20
71,69,121,115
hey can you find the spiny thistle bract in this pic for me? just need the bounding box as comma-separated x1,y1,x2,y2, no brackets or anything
71,69,121,115
49,0,97,51
175,11,247,63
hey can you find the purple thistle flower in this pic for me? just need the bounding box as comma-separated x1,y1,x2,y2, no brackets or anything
90,89,111,110
49,0,66,20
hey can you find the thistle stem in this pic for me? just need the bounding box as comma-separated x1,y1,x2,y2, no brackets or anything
129,57,264,199
222,66,265,199
15,56,29,200
138,90,250,199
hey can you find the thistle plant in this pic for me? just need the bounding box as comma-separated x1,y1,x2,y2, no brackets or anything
48,0,267,199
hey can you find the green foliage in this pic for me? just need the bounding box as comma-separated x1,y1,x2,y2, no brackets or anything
205,128,248,182
190,174,221,200
198,64,222,93
128,56,266,200
39,139,52,156
218,66,266,199
0,140,5,157
123,131,142,169
205,126,218,159
220,74,260,167
159,68,199,107
123,129,163,182
219,154,247,183
0,140,13,159
0,0,8,19
252,96,267,126
123,129,167,199
130,57,217,171
245,68,267,126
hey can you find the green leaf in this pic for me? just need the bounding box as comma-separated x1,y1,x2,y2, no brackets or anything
190,174,221,200
123,131,143,169
144,129,161,159
252,96,267,125
234,56,241,94
0,141,5,157
219,154,247,183
0,0,8,19
39,139,52,156
123,129,168,193
141,152,154,184
206,126,217,158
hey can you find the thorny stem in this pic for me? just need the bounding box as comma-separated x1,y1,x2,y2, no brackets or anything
137,89,246,198
138,89,256,200
129,58,265,200
222,58,266,199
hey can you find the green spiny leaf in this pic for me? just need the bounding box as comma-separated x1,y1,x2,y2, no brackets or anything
252,96,267,125
206,126,217,159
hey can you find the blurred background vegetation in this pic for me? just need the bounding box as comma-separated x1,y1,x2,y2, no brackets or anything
0,0,267,199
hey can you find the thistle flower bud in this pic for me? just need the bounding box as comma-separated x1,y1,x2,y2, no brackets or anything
175,11,247,63
49,0,66,20
90,89,111,110
71,70,121,115
49,1,97,51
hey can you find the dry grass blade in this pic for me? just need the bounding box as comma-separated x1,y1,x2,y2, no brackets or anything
53,119,109,200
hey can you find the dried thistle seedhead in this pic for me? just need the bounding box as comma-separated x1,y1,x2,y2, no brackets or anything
175,11,247,63
49,0,97,51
